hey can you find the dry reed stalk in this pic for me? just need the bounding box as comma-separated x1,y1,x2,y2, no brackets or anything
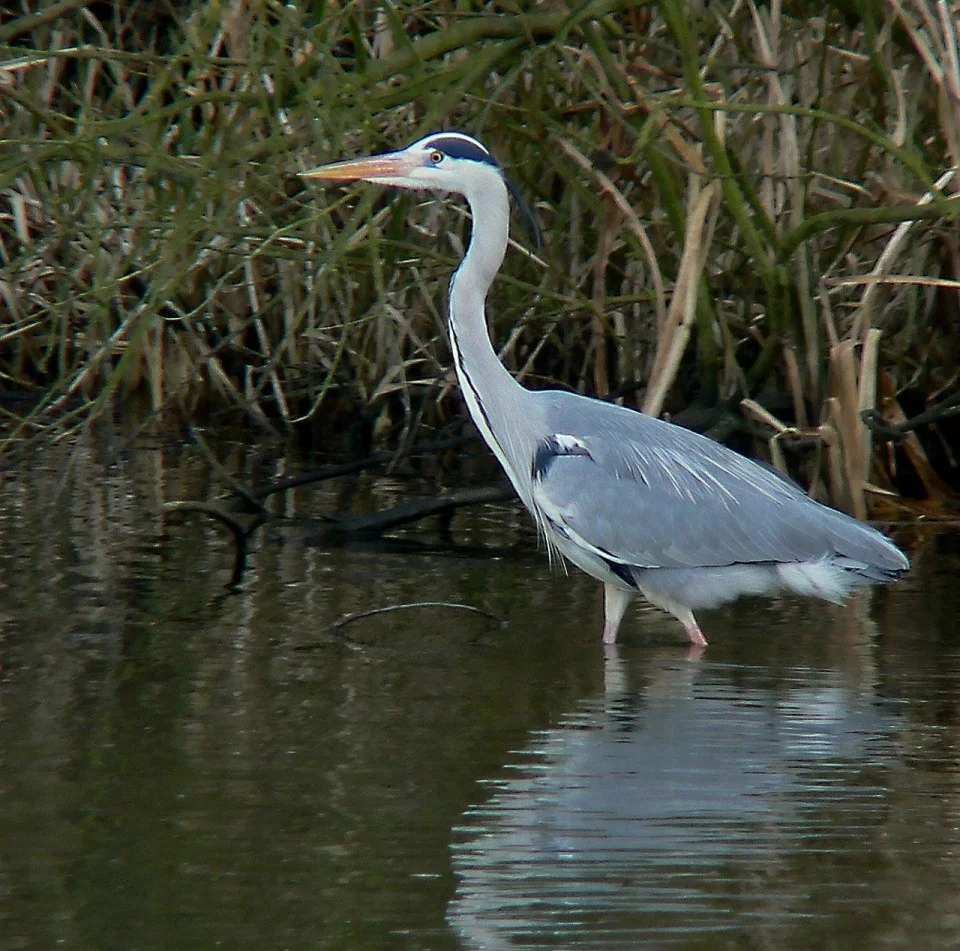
590,202,619,397
817,411,848,511
643,178,720,416
818,279,841,352
701,0,747,75
856,328,883,509
767,434,789,477
739,399,789,434
740,397,792,476
778,354,804,433
243,255,291,425
743,0,823,408
747,0,782,223
514,317,557,387
740,395,873,510
829,340,866,518
145,320,164,413
877,370,955,500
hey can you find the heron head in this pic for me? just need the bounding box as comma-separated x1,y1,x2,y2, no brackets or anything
301,131,541,244
300,132,500,192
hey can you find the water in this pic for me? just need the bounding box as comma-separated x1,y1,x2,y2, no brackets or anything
0,436,958,949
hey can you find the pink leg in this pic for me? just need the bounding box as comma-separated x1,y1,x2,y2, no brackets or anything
684,620,708,647
636,583,709,649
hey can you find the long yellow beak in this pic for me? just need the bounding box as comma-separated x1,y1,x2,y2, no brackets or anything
299,151,418,183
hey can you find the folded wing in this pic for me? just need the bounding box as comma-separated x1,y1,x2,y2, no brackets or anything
530,392,907,576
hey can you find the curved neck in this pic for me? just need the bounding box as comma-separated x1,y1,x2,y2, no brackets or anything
447,174,534,498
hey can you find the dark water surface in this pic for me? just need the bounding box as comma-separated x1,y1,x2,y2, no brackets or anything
1,438,958,950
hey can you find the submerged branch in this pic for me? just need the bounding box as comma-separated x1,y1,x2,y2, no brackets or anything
328,601,507,635
162,501,265,587
307,484,515,541
252,435,479,503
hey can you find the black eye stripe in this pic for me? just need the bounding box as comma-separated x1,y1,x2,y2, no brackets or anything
424,134,498,168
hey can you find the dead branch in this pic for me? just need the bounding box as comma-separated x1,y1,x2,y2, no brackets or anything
861,390,960,442
305,484,516,541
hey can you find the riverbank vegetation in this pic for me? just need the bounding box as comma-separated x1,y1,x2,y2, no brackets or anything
2,0,959,515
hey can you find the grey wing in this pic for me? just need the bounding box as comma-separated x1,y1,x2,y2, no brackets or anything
530,393,906,573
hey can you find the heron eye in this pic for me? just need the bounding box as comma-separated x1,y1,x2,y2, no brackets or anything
429,150,444,165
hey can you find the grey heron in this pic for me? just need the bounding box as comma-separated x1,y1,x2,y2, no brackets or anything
301,132,909,646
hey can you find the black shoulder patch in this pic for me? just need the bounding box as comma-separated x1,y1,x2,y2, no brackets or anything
531,435,593,480
426,133,499,167
532,441,559,480
604,559,638,589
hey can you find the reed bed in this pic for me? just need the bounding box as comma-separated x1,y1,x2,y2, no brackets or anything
2,0,959,513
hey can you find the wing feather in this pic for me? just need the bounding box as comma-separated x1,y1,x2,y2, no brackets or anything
532,392,906,573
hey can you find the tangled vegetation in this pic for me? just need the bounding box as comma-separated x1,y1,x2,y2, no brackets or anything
1,0,959,515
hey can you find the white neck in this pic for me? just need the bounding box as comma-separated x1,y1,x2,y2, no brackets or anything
446,170,536,502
